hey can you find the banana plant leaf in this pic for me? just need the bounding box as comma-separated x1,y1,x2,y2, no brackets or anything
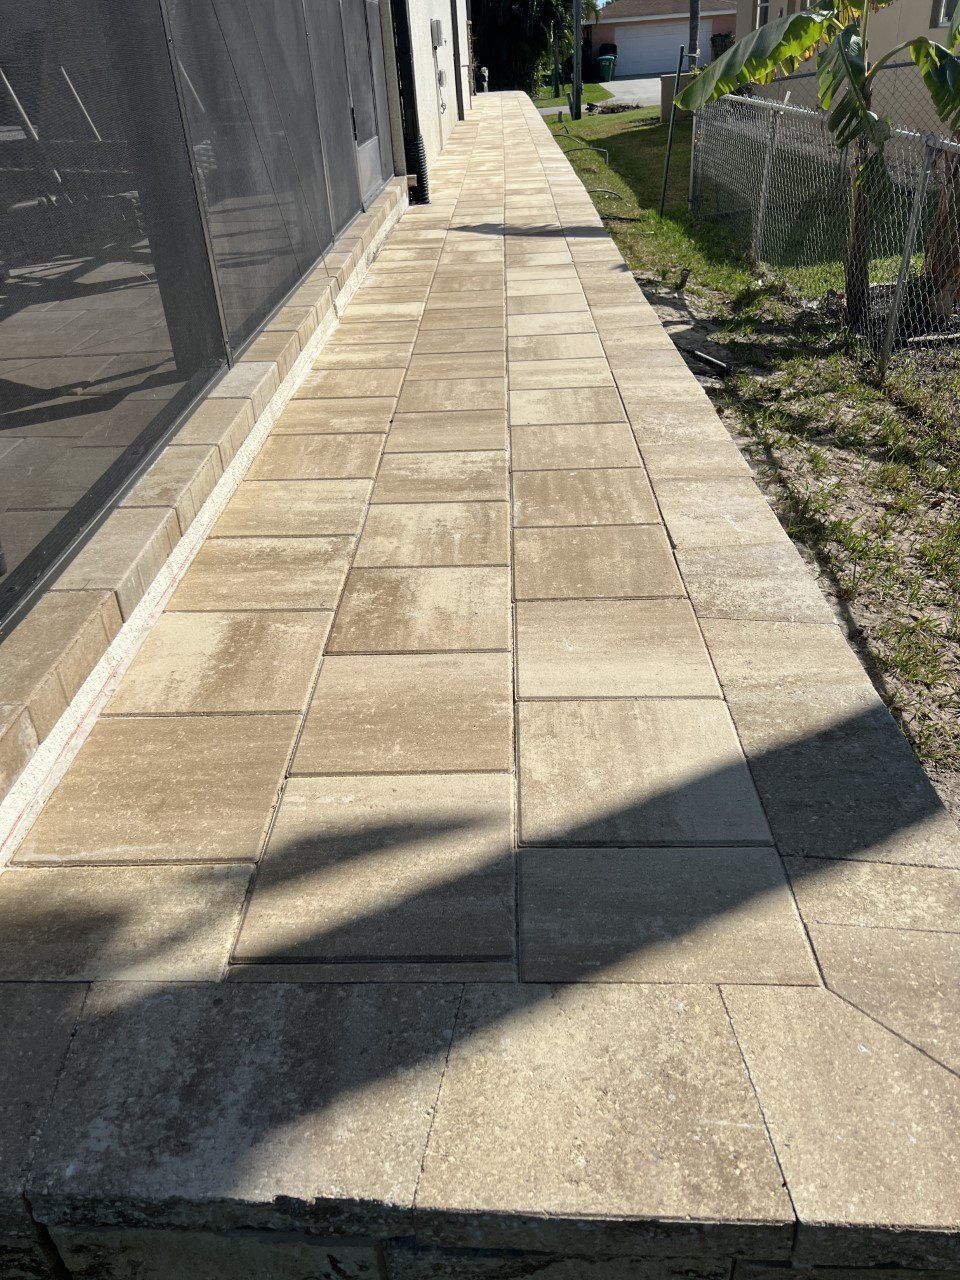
675,7,839,109
908,37,960,130
818,23,892,147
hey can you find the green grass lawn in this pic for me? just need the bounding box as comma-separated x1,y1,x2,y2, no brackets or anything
532,82,613,109
551,106,960,807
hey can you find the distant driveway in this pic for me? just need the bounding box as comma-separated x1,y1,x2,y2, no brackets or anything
606,75,662,107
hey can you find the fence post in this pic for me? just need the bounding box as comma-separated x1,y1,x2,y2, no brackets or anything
753,104,782,266
878,138,936,376
658,45,685,219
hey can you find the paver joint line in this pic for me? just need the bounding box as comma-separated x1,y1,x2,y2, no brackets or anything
1,91,959,1273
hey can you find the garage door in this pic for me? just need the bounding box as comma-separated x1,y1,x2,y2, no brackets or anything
614,19,707,75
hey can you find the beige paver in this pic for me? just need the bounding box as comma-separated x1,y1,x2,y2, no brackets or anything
509,358,614,389
247,434,383,480
701,619,866,693
520,846,816,983
29,982,459,1237
235,774,514,962
313,341,414,368
406,353,505,380
416,984,793,1254
0,984,86,1246
516,599,719,698
357,502,509,566
0,865,251,980
420,307,505,330
329,567,511,652
297,368,404,398
640,439,753,480
728,684,960,867
512,467,658,526
211,479,370,537
510,387,624,425
514,525,684,599
507,293,589,315
654,479,786,548
397,378,505,413
723,986,960,1265
675,542,836,624
168,536,353,611
275,397,396,434
784,856,960,931
387,411,507,452
294,653,513,774
518,699,771,845
104,611,329,714
15,714,296,864
507,312,598,336
510,423,639,470
508,333,604,360
810,924,960,1073
414,329,506,354
373,452,508,503
52,507,179,620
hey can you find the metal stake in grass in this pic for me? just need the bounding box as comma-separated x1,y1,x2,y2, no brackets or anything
658,45,685,220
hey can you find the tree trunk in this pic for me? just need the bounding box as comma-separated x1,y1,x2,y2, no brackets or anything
921,147,960,327
845,144,873,331
552,23,561,97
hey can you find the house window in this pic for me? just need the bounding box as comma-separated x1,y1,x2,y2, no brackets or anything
932,0,957,25
756,0,770,27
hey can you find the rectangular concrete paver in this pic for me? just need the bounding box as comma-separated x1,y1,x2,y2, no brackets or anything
15,715,296,864
723,986,960,1266
294,653,513,774
0,865,250,980
516,599,720,698
235,774,514,964
28,983,460,1237
520,846,816,982
513,525,684,599
511,422,639,470
357,502,510,566
329,567,511,652
512,467,658,526
104,611,329,714
168,536,353,611
4,91,959,1274
211,479,371,537
518,699,772,845
416,984,794,1255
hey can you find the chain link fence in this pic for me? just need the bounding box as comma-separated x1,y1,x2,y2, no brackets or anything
690,69,960,372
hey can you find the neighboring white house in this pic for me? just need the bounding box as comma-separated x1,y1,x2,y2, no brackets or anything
589,0,736,77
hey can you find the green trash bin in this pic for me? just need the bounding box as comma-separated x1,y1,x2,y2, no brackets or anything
597,54,616,81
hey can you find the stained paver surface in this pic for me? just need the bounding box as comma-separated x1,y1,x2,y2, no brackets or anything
3,94,960,1277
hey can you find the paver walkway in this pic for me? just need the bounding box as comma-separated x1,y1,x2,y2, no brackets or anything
2,93,960,1278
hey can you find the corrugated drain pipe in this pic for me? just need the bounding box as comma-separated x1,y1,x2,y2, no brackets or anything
391,0,430,202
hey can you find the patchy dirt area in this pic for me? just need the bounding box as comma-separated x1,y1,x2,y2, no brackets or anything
639,271,960,821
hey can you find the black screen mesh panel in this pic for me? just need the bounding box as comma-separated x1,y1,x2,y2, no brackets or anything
340,0,378,146
0,0,394,627
0,0,226,621
303,0,363,234
367,0,394,181
167,0,322,347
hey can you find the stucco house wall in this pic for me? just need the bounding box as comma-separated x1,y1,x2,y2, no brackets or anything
408,0,464,166
733,0,955,131
589,0,736,76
